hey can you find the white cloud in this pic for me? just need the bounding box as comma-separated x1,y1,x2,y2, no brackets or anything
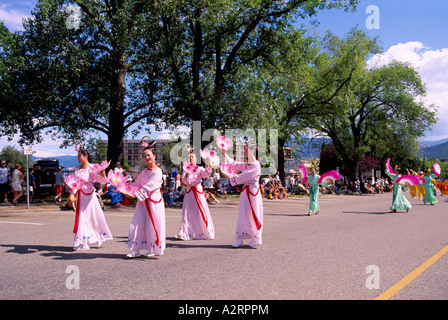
0,134,77,158
367,42,448,141
0,4,31,31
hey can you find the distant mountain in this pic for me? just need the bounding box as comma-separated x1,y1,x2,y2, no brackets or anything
418,141,448,159
418,138,448,148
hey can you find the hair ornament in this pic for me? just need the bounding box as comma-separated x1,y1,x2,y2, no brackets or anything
141,135,156,149
75,142,86,152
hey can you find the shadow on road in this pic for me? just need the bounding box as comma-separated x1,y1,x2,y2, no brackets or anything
165,237,256,250
1,243,127,261
265,213,311,217
342,211,389,215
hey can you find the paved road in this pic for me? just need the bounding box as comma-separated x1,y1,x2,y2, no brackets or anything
1,192,447,300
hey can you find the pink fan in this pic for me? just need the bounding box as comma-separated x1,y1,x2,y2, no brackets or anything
107,170,128,187
298,165,308,184
385,158,394,175
209,154,220,168
216,135,233,150
433,163,441,177
221,163,237,178
116,182,139,195
200,148,216,160
415,176,425,185
318,170,341,184
91,160,111,174
182,161,199,174
64,174,85,193
396,175,421,186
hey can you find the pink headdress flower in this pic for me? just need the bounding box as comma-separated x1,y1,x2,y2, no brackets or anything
140,135,155,149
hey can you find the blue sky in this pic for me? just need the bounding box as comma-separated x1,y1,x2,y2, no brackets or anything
1,0,447,156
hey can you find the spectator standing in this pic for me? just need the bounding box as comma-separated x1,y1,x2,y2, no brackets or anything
289,174,295,195
113,161,126,179
11,163,24,205
54,166,65,203
0,160,10,203
33,164,42,203
24,167,36,203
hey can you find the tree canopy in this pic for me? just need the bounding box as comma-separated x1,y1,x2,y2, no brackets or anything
0,0,359,166
0,0,438,181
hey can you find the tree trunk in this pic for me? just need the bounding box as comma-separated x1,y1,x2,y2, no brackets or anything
107,67,126,168
278,137,286,186
346,159,360,178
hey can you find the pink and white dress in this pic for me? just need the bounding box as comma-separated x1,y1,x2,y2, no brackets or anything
176,166,215,240
128,167,166,256
72,165,113,249
226,156,263,245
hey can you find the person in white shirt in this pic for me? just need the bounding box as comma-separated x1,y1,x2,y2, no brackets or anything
11,163,24,205
0,160,11,203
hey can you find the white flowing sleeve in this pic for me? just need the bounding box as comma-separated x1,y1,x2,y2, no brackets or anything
133,169,163,201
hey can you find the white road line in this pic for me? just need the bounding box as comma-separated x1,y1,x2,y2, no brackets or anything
0,221,43,226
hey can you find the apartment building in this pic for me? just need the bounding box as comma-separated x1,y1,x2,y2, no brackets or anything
123,139,171,171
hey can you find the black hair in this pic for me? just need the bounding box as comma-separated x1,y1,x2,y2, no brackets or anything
141,139,156,155
78,148,93,163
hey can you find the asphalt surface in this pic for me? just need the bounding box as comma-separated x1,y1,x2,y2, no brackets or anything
1,192,448,300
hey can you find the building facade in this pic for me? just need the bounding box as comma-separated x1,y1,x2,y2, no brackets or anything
124,139,171,172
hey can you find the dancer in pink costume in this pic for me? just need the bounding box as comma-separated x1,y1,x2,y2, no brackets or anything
221,145,263,248
71,148,113,251
175,150,215,240
122,144,166,258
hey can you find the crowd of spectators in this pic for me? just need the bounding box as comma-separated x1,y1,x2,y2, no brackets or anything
2,157,446,207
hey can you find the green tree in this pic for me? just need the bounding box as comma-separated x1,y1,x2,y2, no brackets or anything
1,0,164,167
0,146,31,170
153,0,359,137
308,31,437,177
1,0,359,170
0,22,24,135
86,137,107,164
230,27,369,183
